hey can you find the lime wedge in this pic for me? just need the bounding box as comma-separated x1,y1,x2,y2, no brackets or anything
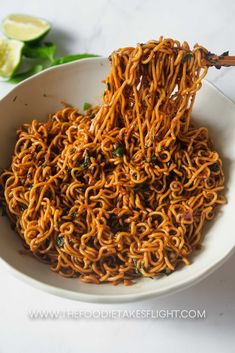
2,14,51,42
0,39,24,78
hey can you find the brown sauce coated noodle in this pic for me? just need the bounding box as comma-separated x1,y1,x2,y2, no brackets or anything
0,38,225,285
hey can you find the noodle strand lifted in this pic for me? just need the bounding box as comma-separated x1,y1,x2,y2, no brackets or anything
0,38,225,285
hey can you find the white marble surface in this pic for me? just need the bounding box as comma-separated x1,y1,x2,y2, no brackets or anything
0,0,235,352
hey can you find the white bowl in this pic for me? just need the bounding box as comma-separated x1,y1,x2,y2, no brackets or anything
0,58,235,303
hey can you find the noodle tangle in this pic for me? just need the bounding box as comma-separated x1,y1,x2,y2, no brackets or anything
0,38,225,285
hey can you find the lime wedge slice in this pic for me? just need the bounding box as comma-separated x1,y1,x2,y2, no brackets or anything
0,39,24,78
2,14,51,42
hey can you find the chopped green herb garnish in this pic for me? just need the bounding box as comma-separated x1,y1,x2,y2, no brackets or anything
56,235,64,247
182,52,193,63
20,203,27,211
81,150,91,169
83,102,92,111
141,262,147,271
210,161,220,172
56,220,63,229
134,182,148,191
71,212,77,219
113,142,124,157
162,269,172,276
151,155,158,166
107,82,111,91
205,51,222,69
220,51,229,57
74,170,80,178
132,259,142,276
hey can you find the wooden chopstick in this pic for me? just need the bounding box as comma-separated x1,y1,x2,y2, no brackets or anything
215,56,235,66
203,54,235,68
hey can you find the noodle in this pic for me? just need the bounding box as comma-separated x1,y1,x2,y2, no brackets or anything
0,37,225,285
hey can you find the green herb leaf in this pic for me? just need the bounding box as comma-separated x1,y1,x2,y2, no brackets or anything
81,150,91,169
162,268,172,276
56,235,64,247
51,53,99,66
20,203,28,211
23,42,56,62
132,259,142,276
134,182,148,191
74,170,80,178
8,65,44,83
210,161,220,172
220,51,229,57
150,155,158,166
113,142,124,157
83,102,92,111
182,52,193,63
70,212,77,219
89,113,95,119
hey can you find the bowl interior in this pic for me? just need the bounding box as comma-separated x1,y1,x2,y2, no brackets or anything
0,58,235,303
